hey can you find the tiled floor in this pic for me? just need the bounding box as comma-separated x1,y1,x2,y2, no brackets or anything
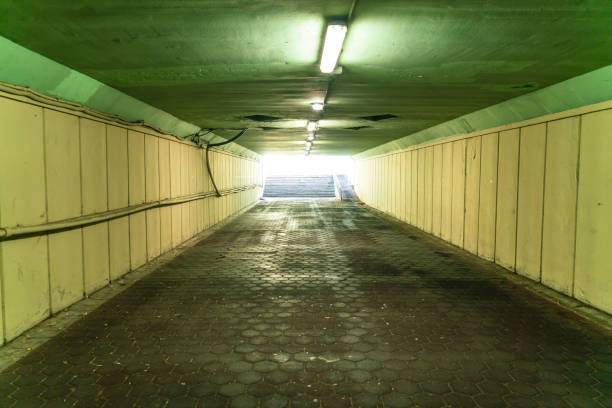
1,200,611,408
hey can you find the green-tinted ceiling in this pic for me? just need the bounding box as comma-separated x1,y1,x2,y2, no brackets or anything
1,0,611,154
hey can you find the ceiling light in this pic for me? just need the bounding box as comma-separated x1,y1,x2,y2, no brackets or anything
307,134,315,141
306,121,318,132
312,102,324,111
320,24,348,73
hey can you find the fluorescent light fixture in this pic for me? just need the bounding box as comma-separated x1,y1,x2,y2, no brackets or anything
306,120,318,132
312,102,324,111
307,134,315,141
320,24,347,73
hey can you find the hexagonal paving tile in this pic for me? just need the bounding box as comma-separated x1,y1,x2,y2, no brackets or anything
1,200,610,408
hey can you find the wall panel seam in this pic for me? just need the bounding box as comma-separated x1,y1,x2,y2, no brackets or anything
438,147,442,234
126,130,132,278
158,133,162,260
42,108,52,315
417,149,420,228
476,137,483,255
539,123,549,282
428,148,434,232
513,128,522,273
79,118,91,291
493,133,500,260
0,109,3,341
104,125,111,287
0,240,4,344
449,145,454,239
143,134,149,261
461,140,467,248
571,115,583,298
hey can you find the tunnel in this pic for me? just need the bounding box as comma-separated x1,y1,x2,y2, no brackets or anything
0,2,611,407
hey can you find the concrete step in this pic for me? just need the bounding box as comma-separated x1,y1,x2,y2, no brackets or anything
263,175,336,197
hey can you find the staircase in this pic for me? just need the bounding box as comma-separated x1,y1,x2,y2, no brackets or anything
263,175,336,198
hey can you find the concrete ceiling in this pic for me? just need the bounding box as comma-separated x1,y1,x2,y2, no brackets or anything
1,1,611,155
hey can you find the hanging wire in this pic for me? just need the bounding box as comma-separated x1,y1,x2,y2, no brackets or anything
204,129,248,197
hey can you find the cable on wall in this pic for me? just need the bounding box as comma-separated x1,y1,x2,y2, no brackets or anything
204,128,248,197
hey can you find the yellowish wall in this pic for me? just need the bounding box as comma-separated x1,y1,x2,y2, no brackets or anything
0,93,262,345
355,100,612,315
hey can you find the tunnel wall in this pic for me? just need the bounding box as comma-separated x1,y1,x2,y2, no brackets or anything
0,91,262,345
355,100,612,315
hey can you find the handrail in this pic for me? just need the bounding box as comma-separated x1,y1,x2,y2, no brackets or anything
0,184,260,240
332,174,343,201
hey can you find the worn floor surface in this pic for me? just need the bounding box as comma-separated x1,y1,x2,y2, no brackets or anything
1,200,611,408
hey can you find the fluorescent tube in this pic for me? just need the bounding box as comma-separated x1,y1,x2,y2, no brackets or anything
320,25,347,73
312,102,324,111
306,121,318,132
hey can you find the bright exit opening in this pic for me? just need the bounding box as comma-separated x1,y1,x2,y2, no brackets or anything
262,155,355,199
